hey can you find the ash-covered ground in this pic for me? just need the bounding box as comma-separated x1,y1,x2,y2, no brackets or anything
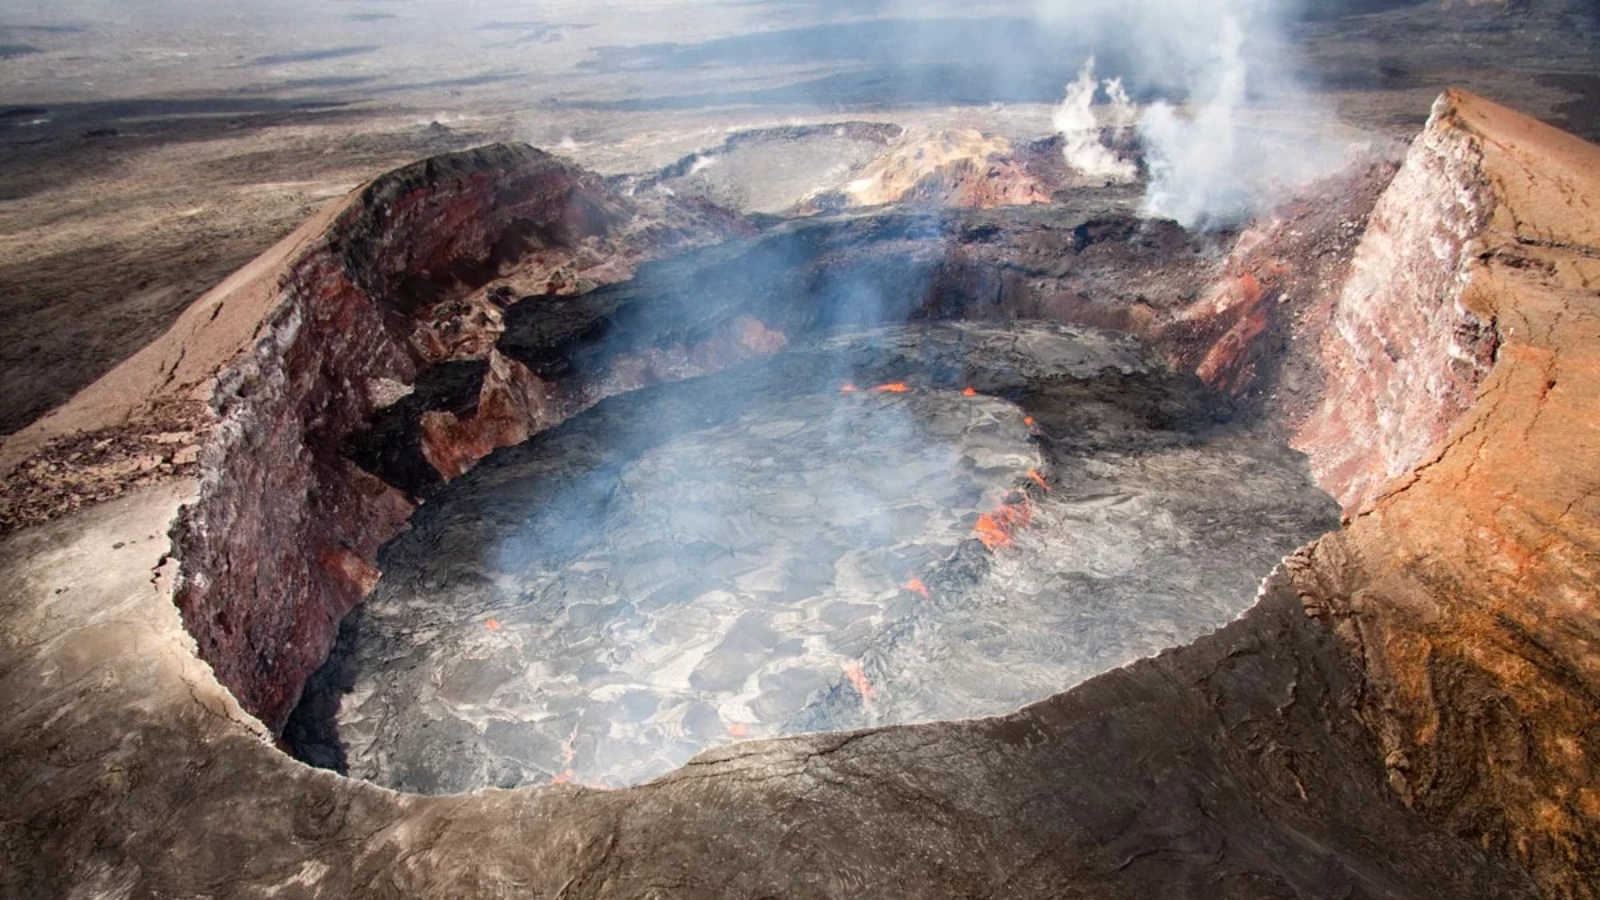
289,323,1339,791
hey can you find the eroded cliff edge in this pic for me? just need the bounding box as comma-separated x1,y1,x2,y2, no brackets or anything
1287,90,1600,897
0,89,1594,899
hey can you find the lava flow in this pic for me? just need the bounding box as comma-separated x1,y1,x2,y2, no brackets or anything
843,662,876,702
974,497,1034,550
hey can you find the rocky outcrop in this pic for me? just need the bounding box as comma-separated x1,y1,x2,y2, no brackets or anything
1155,150,1404,423
1163,90,1600,898
170,145,630,731
1293,96,1504,514
630,123,1088,219
0,144,747,733
1284,90,1600,899
796,129,1058,213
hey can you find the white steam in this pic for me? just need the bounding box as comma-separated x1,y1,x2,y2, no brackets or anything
1043,0,1347,230
1052,57,1137,183
1138,15,1252,227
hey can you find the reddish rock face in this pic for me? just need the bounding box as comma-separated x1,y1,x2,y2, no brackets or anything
1291,106,1502,516
417,350,558,481
172,250,419,730
1286,91,1600,900
1113,92,1600,898
170,146,747,731
1157,154,1402,422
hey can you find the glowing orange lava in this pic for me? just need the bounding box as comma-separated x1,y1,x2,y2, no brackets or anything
962,387,978,397
872,382,911,393
485,618,500,631
840,383,858,393
1027,469,1050,491
904,578,931,601
974,499,1033,550
728,723,750,737
843,662,875,702
1023,415,1037,429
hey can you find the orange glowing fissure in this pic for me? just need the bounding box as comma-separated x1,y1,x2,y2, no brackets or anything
844,382,996,396
904,578,931,601
843,662,875,702
974,498,1034,551
1027,469,1050,491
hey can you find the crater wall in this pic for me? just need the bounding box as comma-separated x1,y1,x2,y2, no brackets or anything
1293,92,1503,515
1288,90,1600,899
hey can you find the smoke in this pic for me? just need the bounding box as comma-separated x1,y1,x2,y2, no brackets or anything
1041,0,1346,229
1051,57,1137,184
1137,14,1253,226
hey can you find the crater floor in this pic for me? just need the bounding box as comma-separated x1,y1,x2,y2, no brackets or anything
291,323,1340,791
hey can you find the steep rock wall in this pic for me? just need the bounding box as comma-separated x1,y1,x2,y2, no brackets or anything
170,146,745,731
1288,90,1600,899
1158,153,1400,417
1293,94,1502,515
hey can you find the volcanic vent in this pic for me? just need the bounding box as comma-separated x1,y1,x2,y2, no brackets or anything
279,156,1341,791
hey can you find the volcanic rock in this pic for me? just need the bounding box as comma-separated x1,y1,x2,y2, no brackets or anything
0,143,748,731
797,128,1055,212
1286,89,1600,898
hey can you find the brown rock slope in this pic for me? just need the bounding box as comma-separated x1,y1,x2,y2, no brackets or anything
1288,89,1600,898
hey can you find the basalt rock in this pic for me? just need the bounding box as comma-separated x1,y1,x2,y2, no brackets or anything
1293,99,1504,515
359,199,1222,498
0,143,748,732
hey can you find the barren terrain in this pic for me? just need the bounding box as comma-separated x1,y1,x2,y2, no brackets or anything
3,0,1598,435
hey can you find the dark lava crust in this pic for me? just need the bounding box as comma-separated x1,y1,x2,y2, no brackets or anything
291,322,1341,792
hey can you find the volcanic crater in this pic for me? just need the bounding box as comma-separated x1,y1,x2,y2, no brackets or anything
225,123,1343,793
2,88,1597,900
289,317,1338,792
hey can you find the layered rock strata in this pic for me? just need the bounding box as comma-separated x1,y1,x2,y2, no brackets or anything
1286,91,1600,899
0,144,747,731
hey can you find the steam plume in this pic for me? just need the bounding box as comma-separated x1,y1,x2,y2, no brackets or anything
1052,57,1137,183
1137,14,1252,227
1043,0,1345,229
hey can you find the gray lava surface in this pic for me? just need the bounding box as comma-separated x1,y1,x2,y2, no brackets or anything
291,323,1340,792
